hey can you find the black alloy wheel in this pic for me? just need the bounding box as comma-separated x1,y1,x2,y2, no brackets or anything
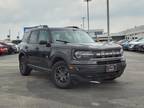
52,61,72,89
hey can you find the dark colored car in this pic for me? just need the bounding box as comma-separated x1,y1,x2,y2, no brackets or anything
19,25,126,88
138,43,144,52
0,44,8,55
0,42,17,54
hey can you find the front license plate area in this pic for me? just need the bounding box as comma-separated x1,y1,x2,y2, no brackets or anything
106,64,117,72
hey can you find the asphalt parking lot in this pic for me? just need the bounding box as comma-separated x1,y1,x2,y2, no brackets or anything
0,52,144,108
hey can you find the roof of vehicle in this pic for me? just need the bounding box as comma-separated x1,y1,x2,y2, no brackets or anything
24,25,81,33
0,43,5,47
49,27,81,31
0,42,12,46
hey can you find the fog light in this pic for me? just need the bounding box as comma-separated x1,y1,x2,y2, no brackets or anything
69,65,75,70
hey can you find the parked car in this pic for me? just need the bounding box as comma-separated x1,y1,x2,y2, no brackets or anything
117,39,127,46
0,44,8,55
0,42,18,54
116,39,130,50
121,40,132,50
19,25,126,88
128,38,144,51
6,42,19,53
137,43,144,52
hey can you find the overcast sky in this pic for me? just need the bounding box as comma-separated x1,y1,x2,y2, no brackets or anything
0,0,144,39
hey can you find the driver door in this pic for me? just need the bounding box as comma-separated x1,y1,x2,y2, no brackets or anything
36,29,51,69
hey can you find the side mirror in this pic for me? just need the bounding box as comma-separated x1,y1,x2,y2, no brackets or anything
39,40,47,45
39,40,51,47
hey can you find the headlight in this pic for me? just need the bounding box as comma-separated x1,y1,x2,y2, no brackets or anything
95,52,101,56
74,51,94,59
129,44,134,48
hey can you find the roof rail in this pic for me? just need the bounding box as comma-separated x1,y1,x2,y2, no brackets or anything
37,25,48,28
24,25,48,32
65,26,79,29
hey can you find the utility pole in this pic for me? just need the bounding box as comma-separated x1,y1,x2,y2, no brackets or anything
84,0,92,33
107,0,110,42
82,17,85,29
17,32,20,40
9,29,11,36
7,29,11,40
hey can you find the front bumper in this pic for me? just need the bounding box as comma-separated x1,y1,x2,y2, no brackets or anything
69,59,126,82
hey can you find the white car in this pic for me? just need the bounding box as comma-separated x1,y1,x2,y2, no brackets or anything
128,38,144,50
6,42,19,53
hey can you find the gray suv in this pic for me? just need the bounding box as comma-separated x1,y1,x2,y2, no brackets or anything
19,25,126,88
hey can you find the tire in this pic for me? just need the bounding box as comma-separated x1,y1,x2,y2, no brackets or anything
51,61,72,89
8,48,13,54
19,56,32,76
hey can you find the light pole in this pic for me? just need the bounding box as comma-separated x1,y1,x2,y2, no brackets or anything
107,0,110,42
17,32,20,40
7,29,11,40
84,0,92,33
82,17,85,29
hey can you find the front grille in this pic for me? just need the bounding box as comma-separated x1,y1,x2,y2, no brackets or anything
93,49,122,58
97,60,121,65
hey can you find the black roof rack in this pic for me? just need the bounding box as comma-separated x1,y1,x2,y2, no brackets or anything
24,25,48,32
65,26,79,29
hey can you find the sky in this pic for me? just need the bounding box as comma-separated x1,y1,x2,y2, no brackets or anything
0,0,144,40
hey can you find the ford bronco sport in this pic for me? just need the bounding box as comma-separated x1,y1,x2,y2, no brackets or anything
19,25,126,88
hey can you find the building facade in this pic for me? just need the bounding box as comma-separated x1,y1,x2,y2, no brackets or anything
120,25,144,40
88,25,144,42
87,29,104,41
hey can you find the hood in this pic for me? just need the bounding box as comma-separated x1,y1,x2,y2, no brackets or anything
68,42,121,50
129,41,142,45
0,44,4,47
6,43,15,46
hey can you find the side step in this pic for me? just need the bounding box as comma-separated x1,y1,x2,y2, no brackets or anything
90,81,101,84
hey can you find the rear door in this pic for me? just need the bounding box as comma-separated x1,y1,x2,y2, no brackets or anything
27,30,39,66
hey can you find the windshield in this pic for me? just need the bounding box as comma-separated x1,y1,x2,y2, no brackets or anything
51,29,95,43
132,38,143,42
139,38,144,42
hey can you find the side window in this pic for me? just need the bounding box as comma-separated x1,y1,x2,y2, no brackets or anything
22,32,30,42
29,31,39,44
38,30,50,43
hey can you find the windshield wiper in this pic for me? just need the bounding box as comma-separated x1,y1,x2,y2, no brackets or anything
56,40,70,44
